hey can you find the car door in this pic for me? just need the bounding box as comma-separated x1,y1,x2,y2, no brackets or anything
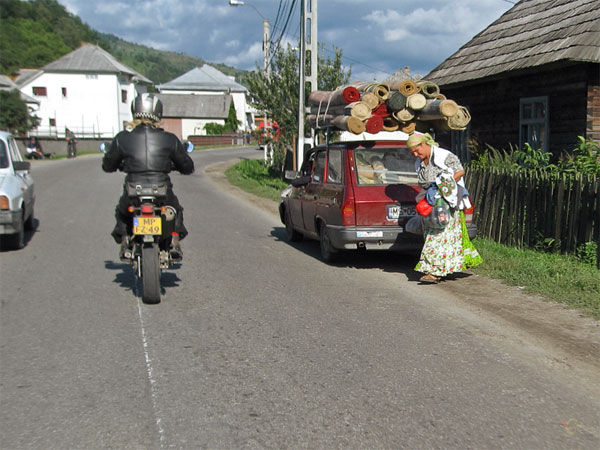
8,136,34,212
318,147,345,226
301,150,326,235
288,151,315,230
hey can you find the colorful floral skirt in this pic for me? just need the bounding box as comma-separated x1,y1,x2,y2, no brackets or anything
415,210,465,277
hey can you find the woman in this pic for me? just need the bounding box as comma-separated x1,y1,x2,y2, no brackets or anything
406,133,473,283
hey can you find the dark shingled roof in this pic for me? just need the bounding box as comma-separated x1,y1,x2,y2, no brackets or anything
426,0,600,86
43,43,152,84
156,93,231,119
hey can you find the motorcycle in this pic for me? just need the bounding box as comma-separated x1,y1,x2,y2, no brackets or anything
123,182,178,304
100,140,194,304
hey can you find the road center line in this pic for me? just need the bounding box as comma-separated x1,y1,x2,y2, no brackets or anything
136,296,166,448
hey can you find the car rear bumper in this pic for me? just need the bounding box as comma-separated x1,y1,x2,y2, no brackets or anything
0,210,22,234
326,224,424,251
326,222,478,251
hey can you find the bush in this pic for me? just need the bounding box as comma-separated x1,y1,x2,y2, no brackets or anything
204,122,224,135
469,137,600,176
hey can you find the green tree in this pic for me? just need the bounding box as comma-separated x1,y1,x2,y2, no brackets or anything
0,90,40,134
245,43,351,165
224,101,240,132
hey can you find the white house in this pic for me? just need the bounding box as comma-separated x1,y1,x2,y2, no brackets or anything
156,65,253,134
15,43,152,139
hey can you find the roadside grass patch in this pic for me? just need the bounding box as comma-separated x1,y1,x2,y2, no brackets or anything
226,159,600,318
471,237,600,318
225,159,288,202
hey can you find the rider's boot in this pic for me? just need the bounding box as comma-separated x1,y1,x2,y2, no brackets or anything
119,236,132,261
169,233,183,261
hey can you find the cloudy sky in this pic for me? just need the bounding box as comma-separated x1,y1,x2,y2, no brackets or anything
59,0,515,81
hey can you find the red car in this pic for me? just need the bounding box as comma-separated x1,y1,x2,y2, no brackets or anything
279,137,476,262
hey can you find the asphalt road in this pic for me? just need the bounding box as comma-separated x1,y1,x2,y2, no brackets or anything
1,147,598,449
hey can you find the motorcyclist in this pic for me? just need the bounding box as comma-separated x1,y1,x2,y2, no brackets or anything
102,93,194,261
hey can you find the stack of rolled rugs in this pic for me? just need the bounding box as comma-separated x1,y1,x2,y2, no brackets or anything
307,79,470,135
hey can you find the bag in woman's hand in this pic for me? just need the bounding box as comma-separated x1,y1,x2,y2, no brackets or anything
422,196,451,230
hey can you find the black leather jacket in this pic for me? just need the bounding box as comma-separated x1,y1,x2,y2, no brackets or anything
102,125,194,184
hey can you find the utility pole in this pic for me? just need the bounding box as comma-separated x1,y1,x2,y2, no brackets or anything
296,0,318,170
229,1,271,161
263,19,271,76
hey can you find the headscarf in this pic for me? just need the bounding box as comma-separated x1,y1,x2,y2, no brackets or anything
406,132,438,148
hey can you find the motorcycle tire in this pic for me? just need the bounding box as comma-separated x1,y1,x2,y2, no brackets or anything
141,243,161,304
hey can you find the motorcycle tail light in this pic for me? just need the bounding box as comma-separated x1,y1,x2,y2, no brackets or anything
127,206,135,213
140,204,154,214
0,196,9,210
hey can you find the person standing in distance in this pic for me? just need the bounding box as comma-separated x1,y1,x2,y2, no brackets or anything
65,128,77,158
102,93,194,260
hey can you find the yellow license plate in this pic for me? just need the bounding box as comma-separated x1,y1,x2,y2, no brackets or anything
133,216,162,235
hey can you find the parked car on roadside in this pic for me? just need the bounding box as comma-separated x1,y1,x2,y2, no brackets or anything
0,131,35,250
279,135,476,262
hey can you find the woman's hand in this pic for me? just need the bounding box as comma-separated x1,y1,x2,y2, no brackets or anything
453,170,465,182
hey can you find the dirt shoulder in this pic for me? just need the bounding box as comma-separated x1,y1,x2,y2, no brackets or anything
205,161,600,382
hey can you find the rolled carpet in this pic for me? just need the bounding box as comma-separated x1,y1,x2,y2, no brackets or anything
365,115,384,134
416,81,441,99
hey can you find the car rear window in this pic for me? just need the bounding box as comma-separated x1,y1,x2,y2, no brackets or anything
353,146,417,185
0,141,8,168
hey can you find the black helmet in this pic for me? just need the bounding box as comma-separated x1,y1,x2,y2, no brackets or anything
131,93,162,122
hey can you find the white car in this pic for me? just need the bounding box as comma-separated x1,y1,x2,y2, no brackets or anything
0,130,35,249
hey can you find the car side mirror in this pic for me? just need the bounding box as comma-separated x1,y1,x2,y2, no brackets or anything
13,161,31,172
284,170,299,183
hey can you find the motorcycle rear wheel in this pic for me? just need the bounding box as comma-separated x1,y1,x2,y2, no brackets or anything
141,243,161,304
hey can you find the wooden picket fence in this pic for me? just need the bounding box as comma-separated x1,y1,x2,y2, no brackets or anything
465,167,600,266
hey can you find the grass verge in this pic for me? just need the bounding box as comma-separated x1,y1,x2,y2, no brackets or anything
470,238,599,318
226,159,600,318
225,159,289,202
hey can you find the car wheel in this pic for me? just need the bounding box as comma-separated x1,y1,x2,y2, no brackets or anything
24,207,34,231
284,208,303,242
5,212,25,250
319,223,340,263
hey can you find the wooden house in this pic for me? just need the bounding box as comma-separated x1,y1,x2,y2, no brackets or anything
426,0,600,159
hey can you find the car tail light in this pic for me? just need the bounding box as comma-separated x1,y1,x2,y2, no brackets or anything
140,204,154,215
0,196,9,210
464,204,474,224
342,199,355,226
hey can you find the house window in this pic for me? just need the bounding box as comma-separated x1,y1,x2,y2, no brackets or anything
121,90,127,103
520,96,548,152
49,118,56,127
33,86,47,96
62,87,67,97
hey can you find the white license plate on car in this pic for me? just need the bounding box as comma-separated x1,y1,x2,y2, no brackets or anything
357,231,383,238
387,204,416,220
